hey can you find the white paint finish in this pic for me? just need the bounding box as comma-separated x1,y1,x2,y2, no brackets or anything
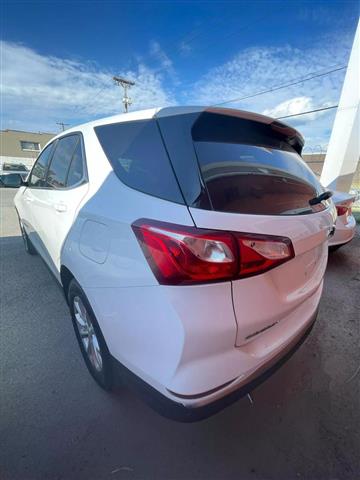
232,243,327,345
104,281,321,407
172,284,321,407
171,301,319,406
329,214,356,247
85,284,185,387
332,191,358,205
321,20,360,191
79,220,110,264
327,191,357,247
85,281,237,394
21,183,89,271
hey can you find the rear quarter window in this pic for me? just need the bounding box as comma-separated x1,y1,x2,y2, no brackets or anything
46,135,79,188
94,119,184,204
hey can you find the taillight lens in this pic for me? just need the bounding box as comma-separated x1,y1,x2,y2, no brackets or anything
132,219,294,285
336,205,349,217
236,234,294,277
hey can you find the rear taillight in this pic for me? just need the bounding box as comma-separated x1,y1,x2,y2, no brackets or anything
132,220,294,285
336,205,349,217
132,220,237,285
236,234,294,277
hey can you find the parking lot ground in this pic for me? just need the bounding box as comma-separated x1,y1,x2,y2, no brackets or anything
1,188,359,480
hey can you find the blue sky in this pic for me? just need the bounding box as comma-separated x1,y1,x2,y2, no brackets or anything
1,0,359,149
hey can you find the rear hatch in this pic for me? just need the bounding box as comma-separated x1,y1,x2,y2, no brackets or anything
158,108,336,346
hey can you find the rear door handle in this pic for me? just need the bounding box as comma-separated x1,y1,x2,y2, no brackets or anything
54,202,67,213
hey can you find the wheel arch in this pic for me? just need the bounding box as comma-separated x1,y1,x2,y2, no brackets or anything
60,265,75,302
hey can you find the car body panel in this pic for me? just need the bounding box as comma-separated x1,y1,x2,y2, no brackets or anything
61,172,194,290
189,206,334,345
329,191,357,247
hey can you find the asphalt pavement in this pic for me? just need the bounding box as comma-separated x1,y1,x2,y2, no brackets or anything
1,188,359,480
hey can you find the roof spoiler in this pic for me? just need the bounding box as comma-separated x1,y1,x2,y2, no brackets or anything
206,107,304,155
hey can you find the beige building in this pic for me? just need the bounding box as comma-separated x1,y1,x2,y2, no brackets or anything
0,129,55,170
302,153,326,177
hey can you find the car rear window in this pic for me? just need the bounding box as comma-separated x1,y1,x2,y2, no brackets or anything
94,120,184,204
192,112,323,215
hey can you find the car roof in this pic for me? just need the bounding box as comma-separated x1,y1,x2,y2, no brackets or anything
48,105,303,149
56,106,203,136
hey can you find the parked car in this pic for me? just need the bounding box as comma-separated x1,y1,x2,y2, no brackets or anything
14,107,336,420
0,171,27,188
329,191,357,251
2,162,29,173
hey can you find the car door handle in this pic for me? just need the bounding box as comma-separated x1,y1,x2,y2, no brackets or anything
54,202,67,213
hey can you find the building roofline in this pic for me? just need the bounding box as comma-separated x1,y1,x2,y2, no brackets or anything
0,129,56,135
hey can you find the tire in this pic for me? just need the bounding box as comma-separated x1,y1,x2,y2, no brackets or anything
329,244,343,253
19,220,37,255
68,279,113,391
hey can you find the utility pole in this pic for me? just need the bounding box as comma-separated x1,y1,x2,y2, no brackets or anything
56,122,70,132
113,76,135,113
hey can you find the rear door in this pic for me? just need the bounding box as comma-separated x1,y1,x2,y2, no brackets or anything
28,134,88,275
159,109,336,345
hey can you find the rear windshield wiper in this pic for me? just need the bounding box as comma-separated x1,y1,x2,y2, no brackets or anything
309,190,333,206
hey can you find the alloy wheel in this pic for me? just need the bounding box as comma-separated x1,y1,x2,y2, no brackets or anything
73,296,103,372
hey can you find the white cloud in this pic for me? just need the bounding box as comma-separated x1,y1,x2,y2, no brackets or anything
149,40,178,82
1,41,176,132
262,96,332,121
185,39,351,148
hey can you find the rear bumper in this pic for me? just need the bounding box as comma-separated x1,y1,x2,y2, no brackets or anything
329,216,356,246
113,309,318,422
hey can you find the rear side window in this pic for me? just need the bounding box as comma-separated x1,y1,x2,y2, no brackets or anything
47,135,79,188
192,113,323,215
29,143,54,187
94,120,184,203
67,141,84,187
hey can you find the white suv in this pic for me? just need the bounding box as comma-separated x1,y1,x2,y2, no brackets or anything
14,107,336,421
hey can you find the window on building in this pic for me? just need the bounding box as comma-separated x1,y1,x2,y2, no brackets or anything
20,141,41,151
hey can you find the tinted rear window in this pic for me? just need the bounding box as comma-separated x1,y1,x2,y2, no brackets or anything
47,135,79,188
192,113,323,215
95,120,184,204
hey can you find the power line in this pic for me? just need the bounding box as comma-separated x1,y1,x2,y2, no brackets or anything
276,104,338,120
72,82,111,115
213,64,347,107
